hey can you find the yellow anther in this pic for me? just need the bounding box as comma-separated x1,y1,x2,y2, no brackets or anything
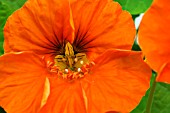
74,58,78,62
80,60,84,65
78,68,81,72
64,69,69,73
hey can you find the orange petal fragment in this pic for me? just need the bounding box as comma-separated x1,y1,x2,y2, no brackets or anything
0,52,49,113
38,78,87,113
157,62,170,83
138,0,170,71
71,0,136,59
81,49,151,113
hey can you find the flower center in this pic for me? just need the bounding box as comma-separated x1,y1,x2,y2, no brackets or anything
52,42,94,80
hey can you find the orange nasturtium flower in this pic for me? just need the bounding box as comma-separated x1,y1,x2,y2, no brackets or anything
0,0,151,113
138,0,170,83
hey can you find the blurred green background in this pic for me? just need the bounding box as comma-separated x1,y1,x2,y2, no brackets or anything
0,0,170,113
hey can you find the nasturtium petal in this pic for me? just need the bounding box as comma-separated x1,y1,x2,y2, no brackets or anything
81,49,151,113
0,52,50,113
157,62,170,83
4,0,74,56
71,0,136,60
138,0,170,72
38,78,87,113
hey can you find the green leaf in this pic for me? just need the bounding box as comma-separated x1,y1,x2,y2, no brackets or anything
114,0,153,15
132,38,141,51
0,0,27,55
151,82,170,113
0,107,6,113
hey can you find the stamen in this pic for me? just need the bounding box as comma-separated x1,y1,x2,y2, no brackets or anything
78,68,81,72
62,58,67,62
64,69,69,73
80,60,84,65
74,58,78,62
60,62,95,80
53,42,95,81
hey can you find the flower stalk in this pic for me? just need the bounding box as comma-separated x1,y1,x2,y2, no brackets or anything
145,73,157,113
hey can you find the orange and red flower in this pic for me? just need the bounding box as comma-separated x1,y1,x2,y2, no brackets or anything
0,0,151,113
138,0,170,83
